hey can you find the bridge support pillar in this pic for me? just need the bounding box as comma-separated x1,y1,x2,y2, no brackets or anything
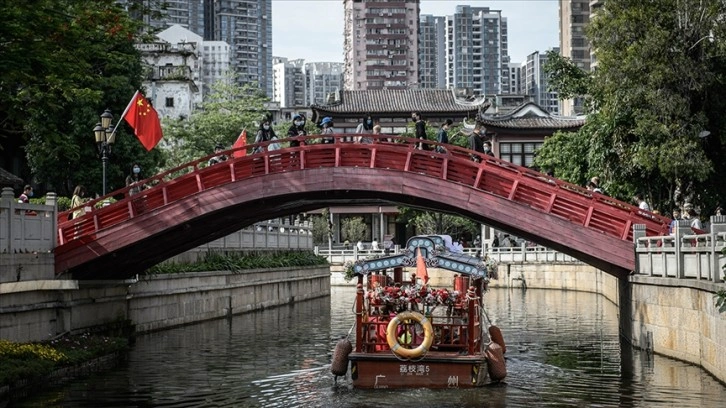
617,276,632,345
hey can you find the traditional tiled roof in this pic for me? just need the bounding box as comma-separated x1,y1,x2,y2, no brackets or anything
0,167,23,187
311,89,489,114
480,102,586,130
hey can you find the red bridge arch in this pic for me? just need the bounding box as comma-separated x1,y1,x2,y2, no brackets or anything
56,135,670,280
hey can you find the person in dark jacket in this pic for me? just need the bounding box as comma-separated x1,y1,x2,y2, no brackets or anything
412,112,428,150
253,118,276,153
287,114,307,147
469,128,485,162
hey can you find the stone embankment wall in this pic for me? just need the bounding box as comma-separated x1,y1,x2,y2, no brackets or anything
0,266,329,342
629,276,725,384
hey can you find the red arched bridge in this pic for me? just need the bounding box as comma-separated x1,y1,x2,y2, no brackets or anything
56,135,670,280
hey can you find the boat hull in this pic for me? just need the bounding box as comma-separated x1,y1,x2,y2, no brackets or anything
348,352,489,389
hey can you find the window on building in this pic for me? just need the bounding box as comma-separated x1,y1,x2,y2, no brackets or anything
165,97,174,108
499,142,542,167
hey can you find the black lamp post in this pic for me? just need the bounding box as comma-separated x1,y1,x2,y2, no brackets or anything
94,109,116,196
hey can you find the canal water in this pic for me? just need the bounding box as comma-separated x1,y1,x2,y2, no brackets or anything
7,286,726,407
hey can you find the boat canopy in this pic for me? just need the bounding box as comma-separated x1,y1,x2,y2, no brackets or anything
352,235,488,278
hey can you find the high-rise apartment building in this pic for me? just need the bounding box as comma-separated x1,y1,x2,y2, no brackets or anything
445,6,510,96
419,15,446,89
559,0,591,115
523,49,560,114
304,62,344,106
125,0,273,97
272,57,305,108
343,0,420,90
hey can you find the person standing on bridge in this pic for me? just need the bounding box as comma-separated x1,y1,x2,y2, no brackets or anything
412,112,428,150
469,128,486,162
634,193,650,212
320,117,335,144
253,118,276,153
70,185,87,219
435,119,453,153
208,144,228,166
287,114,307,148
126,163,144,196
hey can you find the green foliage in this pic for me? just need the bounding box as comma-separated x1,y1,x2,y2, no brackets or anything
341,217,367,243
0,0,165,196
162,79,270,169
343,260,356,282
542,50,592,102
311,209,331,245
398,207,478,239
145,250,328,275
538,0,726,212
0,334,128,387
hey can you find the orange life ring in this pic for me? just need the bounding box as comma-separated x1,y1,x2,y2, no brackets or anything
386,311,434,359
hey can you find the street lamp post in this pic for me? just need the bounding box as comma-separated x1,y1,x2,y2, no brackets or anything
94,109,116,196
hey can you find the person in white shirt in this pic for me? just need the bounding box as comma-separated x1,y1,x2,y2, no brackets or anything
634,193,650,211
371,239,380,250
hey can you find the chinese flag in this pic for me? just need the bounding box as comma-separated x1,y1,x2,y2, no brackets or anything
416,247,429,286
233,130,247,158
123,91,163,151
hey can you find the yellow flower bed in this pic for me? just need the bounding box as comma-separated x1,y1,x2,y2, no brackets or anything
0,339,67,363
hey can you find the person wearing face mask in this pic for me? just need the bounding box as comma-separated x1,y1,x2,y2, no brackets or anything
126,163,144,196
354,114,374,142
18,184,33,203
253,118,276,153
482,141,495,157
287,114,307,148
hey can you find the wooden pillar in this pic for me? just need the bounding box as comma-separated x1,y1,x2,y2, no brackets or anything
355,280,364,352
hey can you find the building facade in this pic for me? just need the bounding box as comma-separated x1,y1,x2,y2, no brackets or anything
127,0,273,97
522,49,560,115
138,26,205,120
343,0,420,90
419,15,446,89
445,6,511,96
558,0,591,116
304,62,345,106
272,57,305,108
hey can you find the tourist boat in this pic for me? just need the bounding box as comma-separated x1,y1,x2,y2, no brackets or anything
331,235,507,389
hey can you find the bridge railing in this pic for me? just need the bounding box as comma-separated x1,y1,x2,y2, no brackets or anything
0,187,57,253
316,244,580,265
634,216,726,283
56,134,671,247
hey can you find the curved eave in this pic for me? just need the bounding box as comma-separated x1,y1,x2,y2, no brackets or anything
480,118,586,131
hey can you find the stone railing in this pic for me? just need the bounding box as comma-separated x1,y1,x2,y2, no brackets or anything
176,218,313,255
0,187,57,253
634,216,726,283
316,244,580,265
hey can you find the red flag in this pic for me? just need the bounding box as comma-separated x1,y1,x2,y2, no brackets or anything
233,130,247,158
123,91,163,151
416,248,429,286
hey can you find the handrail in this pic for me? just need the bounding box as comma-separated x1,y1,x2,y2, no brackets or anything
57,134,671,247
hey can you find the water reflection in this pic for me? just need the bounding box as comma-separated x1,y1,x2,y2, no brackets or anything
7,287,726,407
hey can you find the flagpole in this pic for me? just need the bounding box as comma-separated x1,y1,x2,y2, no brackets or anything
108,90,139,143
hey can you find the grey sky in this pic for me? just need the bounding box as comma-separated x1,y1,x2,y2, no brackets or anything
272,0,559,65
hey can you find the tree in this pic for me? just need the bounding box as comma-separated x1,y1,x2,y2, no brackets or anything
0,0,164,196
538,0,726,213
398,207,477,240
341,217,367,243
162,79,270,169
